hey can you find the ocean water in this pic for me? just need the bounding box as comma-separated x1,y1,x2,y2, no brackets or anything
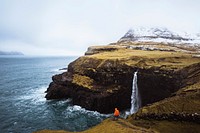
0,56,109,133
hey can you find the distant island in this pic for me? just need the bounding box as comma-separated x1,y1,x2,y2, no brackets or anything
0,51,24,55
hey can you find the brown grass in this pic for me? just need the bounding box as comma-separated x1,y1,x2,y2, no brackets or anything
72,74,94,89
34,119,157,133
87,49,200,70
129,119,200,133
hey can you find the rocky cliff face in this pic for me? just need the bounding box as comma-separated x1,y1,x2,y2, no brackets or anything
45,41,200,114
46,56,133,113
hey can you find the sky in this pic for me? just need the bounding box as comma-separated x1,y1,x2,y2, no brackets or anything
0,0,200,56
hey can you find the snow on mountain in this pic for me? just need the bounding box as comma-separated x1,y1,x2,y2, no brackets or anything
118,27,200,45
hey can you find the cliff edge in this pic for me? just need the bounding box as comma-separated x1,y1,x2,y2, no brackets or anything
40,28,200,132
45,42,200,113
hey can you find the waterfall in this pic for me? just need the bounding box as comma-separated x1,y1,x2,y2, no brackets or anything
130,71,141,114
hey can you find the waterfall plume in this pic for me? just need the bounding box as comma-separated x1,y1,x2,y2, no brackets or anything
130,71,141,114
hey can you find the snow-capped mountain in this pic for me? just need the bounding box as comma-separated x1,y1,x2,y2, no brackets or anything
118,27,200,45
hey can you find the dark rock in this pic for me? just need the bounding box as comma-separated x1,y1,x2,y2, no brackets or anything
45,45,200,114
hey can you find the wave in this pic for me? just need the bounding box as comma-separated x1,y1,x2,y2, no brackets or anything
46,99,111,118
51,68,67,73
17,86,47,104
65,105,111,117
16,85,112,118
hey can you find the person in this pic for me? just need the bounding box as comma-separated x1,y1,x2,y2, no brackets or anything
114,108,120,120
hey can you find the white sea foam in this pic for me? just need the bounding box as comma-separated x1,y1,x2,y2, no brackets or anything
51,68,67,73
65,105,111,117
33,86,47,102
17,86,47,104
18,85,111,119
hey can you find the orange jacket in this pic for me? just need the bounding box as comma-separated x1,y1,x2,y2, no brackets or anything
114,108,120,116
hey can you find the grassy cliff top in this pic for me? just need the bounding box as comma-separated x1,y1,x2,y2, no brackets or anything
34,118,157,133
89,49,188,59
34,118,200,133
86,48,200,70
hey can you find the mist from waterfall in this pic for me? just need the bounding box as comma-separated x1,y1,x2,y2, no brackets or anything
130,71,141,114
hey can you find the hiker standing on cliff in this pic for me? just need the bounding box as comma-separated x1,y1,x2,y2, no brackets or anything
114,108,120,120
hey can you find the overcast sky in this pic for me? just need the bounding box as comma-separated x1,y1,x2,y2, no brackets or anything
0,0,200,56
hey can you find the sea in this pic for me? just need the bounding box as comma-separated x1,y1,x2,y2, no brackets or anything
0,56,109,133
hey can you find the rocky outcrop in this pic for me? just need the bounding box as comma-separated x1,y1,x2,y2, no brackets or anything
45,42,200,114
46,57,133,113
128,81,200,126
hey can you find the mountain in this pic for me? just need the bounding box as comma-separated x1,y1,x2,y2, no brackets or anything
118,27,200,45
0,51,24,55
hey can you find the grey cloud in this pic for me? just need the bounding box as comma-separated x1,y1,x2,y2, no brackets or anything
0,0,200,55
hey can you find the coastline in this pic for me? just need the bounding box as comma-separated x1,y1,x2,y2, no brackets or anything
38,41,200,132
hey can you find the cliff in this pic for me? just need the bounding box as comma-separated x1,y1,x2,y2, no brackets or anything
41,28,200,133
45,42,200,114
